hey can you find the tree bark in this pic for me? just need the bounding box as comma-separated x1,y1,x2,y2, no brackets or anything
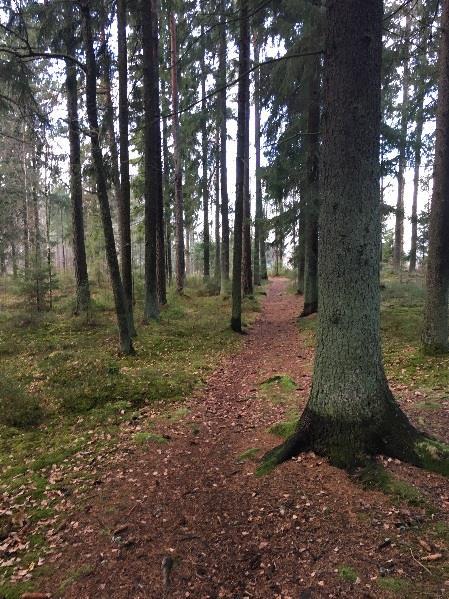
300,26,321,318
422,0,449,352
80,0,133,354
231,0,249,332
242,38,252,296
22,129,29,274
393,14,411,273
253,37,261,287
201,23,210,280
117,0,136,332
219,0,230,293
263,0,421,471
65,24,90,315
162,80,173,287
152,0,166,306
296,206,305,294
409,89,423,273
214,124,221,283
142,0,161,320
169,12,185,293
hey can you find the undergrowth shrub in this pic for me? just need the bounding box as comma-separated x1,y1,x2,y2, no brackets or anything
0,375,44,428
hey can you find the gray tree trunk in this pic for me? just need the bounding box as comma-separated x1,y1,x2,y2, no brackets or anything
265,0,419,469
409,89,424,273
253,37,261,288
142,0,160,321
169,12,185,293
219,0,230,293
80,0,133,354
300,24,321,317
393,14,411,273
422,0,449,352
231,0,249,331
117,0,136,332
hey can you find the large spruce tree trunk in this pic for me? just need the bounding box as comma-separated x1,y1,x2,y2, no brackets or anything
141,0,161,321
393,14,411,273
253,38,261,288
409,89,424,273
300,28,321,318
201,24,210,280
263,0,424,471
422,0,449,352
231,0,249,331
80,0,133,354
117,0,136,332
219,0,230,293
169,12,185,293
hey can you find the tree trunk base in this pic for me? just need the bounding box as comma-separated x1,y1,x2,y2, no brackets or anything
299,302,317,318
258,402,449,477
231,317,242,333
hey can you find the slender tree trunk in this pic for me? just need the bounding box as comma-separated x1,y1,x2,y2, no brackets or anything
260,210,268,279
22,129,29,274
80,0,133,354
65,33,90,315
242,42,252,296
11,241,17,278
201,24,210,280
297,206,305,294
219,0,230,293
253,38,261,287
32,145,43,311
169,12,185,293
264,0,421,471
393,14,411,273
117,0,136,333
60,206,66,271
152,0,166,306
231,0,249,332
141,0,161,320
214,125,221,283
409,89,424,273
162,83,173,287
300,28,321,318
422,0,449,352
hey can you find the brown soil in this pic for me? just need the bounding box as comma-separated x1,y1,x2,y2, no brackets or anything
30,278,449,597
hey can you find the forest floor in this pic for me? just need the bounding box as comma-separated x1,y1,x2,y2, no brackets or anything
3,276,449,598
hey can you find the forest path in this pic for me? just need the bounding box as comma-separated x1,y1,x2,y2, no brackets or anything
43,278,446,598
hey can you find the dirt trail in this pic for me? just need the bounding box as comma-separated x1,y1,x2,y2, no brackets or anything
43,278,449,598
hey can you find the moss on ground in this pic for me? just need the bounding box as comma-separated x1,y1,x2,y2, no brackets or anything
133,432,168,445
237,447,260,462
0,275,260,591
259,374,297,405
356,463,427,507
376,576,412,594
338,564,358,583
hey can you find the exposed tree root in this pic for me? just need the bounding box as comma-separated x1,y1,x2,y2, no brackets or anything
258,404,449,477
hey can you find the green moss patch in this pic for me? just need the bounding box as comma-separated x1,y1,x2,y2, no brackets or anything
133,432,168,445
376,577,411,594
237,447,260,463
259,374,297,405
338,565,358,583
357,463,426,507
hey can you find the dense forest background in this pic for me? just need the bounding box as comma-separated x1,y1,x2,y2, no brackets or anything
4,0,449,595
